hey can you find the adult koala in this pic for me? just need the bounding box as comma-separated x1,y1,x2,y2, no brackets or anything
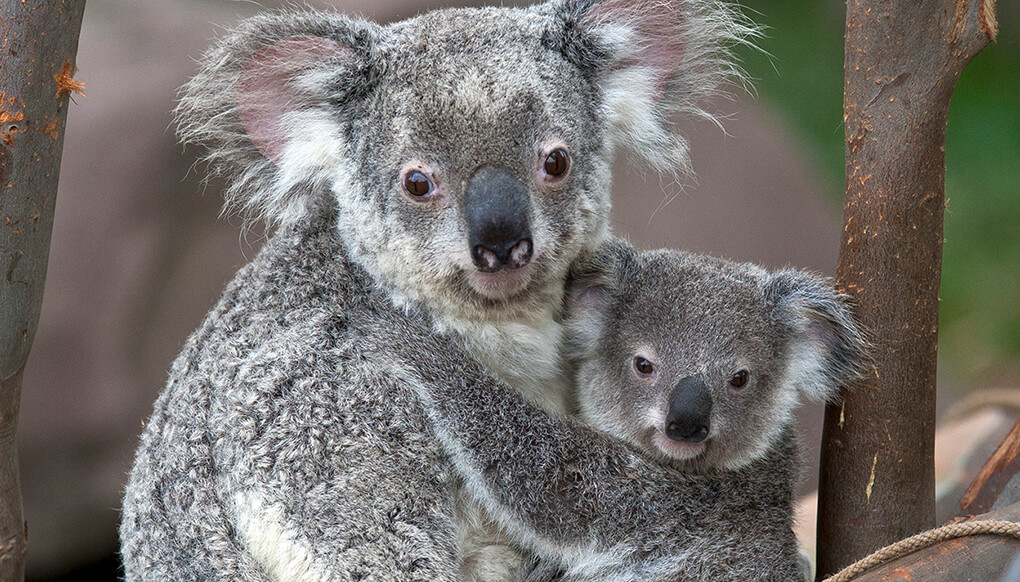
120,1,753,580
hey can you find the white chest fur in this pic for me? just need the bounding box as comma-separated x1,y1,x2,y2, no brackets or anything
440,312,573,417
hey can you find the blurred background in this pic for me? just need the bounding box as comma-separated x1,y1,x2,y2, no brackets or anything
17,0,1019,579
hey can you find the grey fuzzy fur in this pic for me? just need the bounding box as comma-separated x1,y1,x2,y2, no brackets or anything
371,303,808,581
122,1,758,580
379,240,868,581
122,216,461,581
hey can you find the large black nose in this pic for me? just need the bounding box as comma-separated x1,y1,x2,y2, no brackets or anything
665,376,712,443
463,166,533,273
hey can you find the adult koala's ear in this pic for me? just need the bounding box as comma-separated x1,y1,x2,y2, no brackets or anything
767,270,871,403
546,0,758,175
176,10,381,226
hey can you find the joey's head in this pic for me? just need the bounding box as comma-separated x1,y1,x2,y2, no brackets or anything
176,2,755,322
565,241,869,471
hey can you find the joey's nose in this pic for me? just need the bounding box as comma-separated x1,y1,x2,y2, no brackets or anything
665,376,712,443
464,166,533,273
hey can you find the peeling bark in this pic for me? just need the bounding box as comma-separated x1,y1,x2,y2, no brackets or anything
815,1,996,578
0,1,86,580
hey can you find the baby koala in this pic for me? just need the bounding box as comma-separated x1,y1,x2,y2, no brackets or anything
564,239,867,475
460,239,868,581
505,239,865,580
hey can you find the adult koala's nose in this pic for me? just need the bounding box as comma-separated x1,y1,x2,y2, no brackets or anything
665,377,712,443
463,166,533,273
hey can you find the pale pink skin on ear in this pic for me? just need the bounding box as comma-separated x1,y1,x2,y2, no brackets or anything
583,0,688,95
571,284,608,312
236,36,352,164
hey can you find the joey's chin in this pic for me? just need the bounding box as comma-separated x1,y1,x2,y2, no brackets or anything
651,430,708,462
468,265,533,300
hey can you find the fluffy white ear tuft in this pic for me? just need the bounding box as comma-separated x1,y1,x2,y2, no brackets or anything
175,10,378,227
563,239,637,360
768,270,870,403
555,0,759,176
236,37,353,164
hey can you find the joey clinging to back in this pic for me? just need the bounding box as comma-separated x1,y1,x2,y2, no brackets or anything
175,1,757,329
566,241,869,472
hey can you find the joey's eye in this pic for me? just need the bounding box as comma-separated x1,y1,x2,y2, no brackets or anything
403,170,433,198
729,370,749,388
543,148,569,178
634,357,655,376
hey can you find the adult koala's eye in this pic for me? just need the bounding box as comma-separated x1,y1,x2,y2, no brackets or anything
542,148,570,179
402,170,434,199
634,357,655,376
729,370,749,388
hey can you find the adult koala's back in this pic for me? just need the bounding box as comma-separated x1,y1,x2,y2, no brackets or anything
120,2,753,580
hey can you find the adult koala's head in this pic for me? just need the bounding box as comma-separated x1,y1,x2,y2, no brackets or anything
177,1,754,321
566,241,869,471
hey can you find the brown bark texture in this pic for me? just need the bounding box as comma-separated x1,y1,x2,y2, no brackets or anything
0,1,86,579
844,501,1020,582
815,0,996,578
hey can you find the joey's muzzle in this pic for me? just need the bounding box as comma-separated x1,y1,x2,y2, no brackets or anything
665,377,712,443
463,166,533,273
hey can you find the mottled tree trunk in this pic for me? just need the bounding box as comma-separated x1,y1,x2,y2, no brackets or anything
0,1,86,579
815,0,997,578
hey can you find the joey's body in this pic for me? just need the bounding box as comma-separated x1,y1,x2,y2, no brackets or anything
385,241,868,581
121,2,754,580
534,240,872,579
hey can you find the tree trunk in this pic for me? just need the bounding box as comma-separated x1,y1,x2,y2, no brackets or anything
0,1,87,579
815,1,997,578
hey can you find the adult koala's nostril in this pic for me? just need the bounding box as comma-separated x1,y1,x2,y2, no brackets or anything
471,245,500,272
665,376,712,443
471,237,533,273
464,166,532,272
508,239,533,269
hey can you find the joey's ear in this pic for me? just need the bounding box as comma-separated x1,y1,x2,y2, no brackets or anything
176,10,381,226
546,0,757,175
767,270,870,403
563,240,634,358
565,238,637,314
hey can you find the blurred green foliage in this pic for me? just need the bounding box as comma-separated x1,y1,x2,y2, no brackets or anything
734,1,1020,387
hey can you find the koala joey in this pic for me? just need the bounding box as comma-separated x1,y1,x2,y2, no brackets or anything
565,240,869,474
386,238,868,581
120,1,755,581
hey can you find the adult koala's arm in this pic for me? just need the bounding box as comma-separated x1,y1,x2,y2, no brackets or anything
369,311,803,580
121,340,275,582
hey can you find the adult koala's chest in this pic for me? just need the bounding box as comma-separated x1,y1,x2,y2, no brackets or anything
449,314,573,417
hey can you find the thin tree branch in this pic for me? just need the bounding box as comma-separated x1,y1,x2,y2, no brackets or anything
0,1,87,579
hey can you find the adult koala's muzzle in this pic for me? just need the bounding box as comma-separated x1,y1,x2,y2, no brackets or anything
463,166,533,273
